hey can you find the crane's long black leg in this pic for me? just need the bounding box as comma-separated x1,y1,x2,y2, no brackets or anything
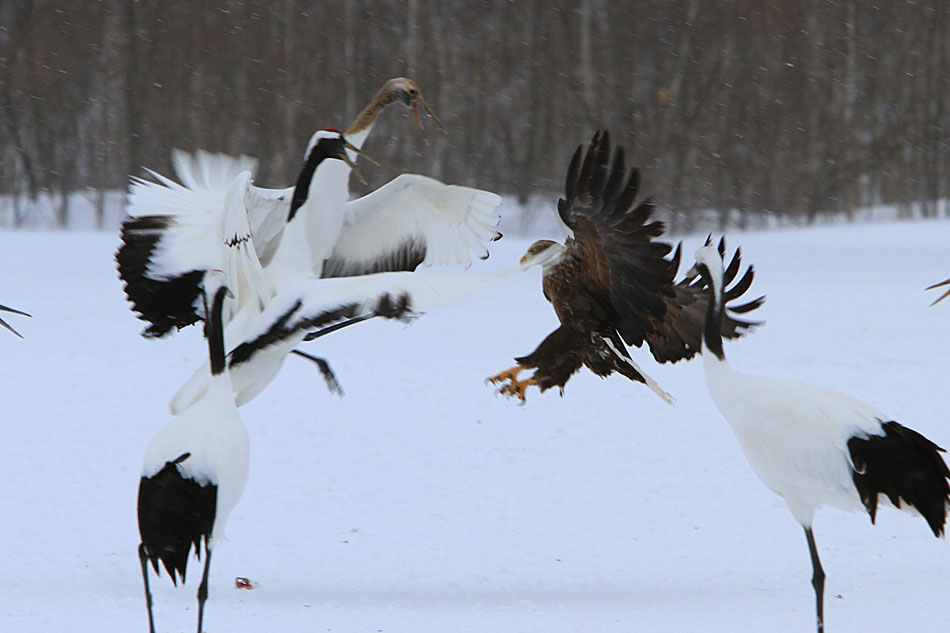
291,315,375,394
290,350,343,395
302,315,373,341
138,544,156,633
196,543,213,633
804,526,825,633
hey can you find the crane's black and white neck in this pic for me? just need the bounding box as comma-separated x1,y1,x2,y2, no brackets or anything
693,242,950,633
137,270,250,633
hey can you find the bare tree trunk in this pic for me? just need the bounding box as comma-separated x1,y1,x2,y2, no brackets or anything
344,1,358,123
578,0,596,118
95,188,106,230
55,191,69,229
1,0,948,230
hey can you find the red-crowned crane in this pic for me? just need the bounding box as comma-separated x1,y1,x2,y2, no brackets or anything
116,77,488,342
137,270,249,633
116,84,500,408
159,129,505,414
692,241,950,633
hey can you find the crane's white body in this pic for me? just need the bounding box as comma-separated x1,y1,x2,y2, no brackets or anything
693,242,948,633
141,366,250,545
702,349,884,526
695,243,889,526
138,274,250,633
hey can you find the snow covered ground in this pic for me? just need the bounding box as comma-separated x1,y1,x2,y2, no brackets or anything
2,218,949,633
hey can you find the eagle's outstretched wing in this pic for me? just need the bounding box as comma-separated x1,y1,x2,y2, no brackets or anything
490,131,762,403
558,130,677,347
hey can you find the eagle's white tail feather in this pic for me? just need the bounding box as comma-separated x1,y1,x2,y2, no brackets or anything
603,336,675,405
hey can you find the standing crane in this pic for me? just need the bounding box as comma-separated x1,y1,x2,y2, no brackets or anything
137,270,250,633
692,241,949,633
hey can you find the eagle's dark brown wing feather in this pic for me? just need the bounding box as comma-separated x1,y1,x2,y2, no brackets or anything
491,132,764,402
559,130,676,348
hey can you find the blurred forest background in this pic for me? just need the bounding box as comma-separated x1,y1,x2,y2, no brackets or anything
1,0,948,232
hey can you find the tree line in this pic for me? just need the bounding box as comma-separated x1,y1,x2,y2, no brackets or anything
1,0,948,231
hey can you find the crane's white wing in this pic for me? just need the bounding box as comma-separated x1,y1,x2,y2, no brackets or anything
131,149,292,269
172,149,294,270
125,149,261,279
119,166,270,335
321,174,503,278
245,184,293,268
169,268,513,413
170,149,259,193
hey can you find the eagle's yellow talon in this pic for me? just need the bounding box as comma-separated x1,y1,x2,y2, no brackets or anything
488,367,536,402
488,366,524,385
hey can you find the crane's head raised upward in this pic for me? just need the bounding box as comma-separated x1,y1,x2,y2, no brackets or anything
384,77,447,143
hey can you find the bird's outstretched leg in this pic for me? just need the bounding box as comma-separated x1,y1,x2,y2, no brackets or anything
196,544,213,633
138,543,156,633
487,366,537,401
804,526,825,633
291,349,344,395
302,315,374,341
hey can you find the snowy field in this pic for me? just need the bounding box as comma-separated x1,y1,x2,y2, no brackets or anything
2,218,950,633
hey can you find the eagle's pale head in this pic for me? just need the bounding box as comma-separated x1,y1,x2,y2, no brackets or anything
520,240,567,273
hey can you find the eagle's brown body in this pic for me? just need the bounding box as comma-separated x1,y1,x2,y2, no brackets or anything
520,247,650,391
542,250,589,326
490,130,764,401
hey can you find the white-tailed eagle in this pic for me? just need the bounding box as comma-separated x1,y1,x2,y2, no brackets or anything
489,130,764,402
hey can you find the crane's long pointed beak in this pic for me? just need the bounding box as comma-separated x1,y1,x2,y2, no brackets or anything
0,304,30,339
411,99,448,146
419,99,447,134
0,317,23,338
411,102,429,145
337,140,379,185
927,278,950,306
346,158,367,185
0,304,30,318
343,140,379,166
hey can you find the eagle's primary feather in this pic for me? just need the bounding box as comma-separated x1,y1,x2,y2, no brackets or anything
490,130,764,402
